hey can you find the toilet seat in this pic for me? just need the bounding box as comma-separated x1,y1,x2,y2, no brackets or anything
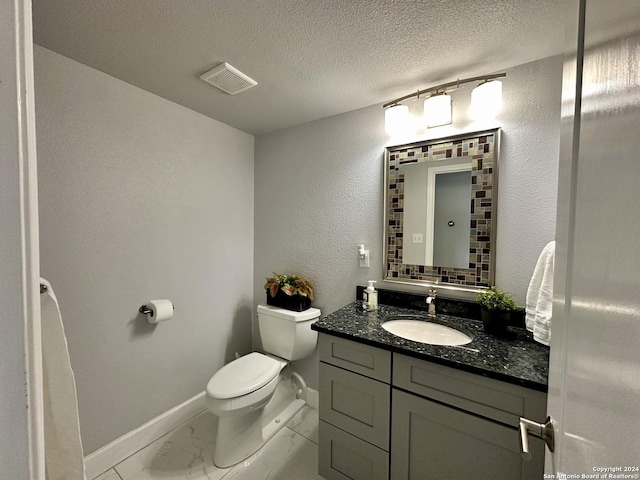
206,352,283,399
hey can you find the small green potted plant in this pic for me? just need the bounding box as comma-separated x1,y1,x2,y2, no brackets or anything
476,286,518,336
264,273,315,312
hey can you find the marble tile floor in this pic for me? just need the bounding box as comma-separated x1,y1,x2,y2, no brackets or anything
92,406,321,480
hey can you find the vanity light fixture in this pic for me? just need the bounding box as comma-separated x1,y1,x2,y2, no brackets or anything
383,73,506,134
423,92,452,127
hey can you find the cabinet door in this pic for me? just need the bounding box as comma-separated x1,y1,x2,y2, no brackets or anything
391,389,544,480
319,362,390,449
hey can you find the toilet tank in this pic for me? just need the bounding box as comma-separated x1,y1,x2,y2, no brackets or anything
257,304,321,361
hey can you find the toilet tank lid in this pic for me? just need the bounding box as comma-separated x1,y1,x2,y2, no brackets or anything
257,304,321,322
206,352,283,399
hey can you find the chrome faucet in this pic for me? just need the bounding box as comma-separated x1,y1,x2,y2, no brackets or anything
426,287,437,317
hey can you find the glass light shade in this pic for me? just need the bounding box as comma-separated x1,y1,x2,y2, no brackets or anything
470,80,503,119
423,94,452,127
384,104,410,135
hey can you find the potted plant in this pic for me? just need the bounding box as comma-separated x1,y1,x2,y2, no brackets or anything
264,273,315,312
476,286,518,336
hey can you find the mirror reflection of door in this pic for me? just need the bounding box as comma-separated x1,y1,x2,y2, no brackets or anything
424,161,472,267
432,170,472,268
402,158,472,267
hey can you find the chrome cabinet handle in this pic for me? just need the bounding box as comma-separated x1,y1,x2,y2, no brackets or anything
519,416,555,460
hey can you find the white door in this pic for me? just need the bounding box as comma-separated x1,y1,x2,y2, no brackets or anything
546,0,640,474
0,0,44,479
432,170,472,269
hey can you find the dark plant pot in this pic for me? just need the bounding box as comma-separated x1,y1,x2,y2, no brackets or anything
266,290,311,312
480,308,511,336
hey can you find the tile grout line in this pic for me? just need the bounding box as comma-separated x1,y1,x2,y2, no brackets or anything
91,468,124,480
285,424,318,445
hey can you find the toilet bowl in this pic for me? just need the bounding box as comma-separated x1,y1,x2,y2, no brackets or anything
205,352,286,417
205,304,320,467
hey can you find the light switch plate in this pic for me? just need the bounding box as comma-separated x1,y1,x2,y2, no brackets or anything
412,233,423,244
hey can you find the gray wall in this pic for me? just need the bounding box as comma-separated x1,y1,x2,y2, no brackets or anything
34,46,255,453
255,55,563,387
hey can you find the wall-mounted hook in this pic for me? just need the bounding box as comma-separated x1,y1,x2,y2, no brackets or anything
358,244,370,268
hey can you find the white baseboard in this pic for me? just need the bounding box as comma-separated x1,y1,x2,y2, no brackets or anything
306,387,319,410
84,391,206,479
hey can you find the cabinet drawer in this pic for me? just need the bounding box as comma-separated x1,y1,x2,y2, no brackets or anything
393,354,547,428
319,420,389,480
319,333,391,382
320,362,390,449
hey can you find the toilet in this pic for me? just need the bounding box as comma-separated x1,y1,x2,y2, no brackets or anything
205,304,321,467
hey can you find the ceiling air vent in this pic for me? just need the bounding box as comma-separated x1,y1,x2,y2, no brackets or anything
199,62,257,95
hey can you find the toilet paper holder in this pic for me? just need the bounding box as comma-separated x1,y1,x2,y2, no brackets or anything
138,303,175,315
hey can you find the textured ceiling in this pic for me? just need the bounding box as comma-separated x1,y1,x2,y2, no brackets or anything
32,0,566,135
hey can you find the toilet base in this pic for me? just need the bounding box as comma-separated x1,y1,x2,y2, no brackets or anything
212,370,307,468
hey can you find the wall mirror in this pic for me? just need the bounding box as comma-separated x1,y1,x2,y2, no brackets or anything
383,128,500,292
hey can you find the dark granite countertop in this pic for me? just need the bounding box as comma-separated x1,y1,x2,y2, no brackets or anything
311,302,550,392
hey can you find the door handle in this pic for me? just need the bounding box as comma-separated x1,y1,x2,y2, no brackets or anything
519,416,555,460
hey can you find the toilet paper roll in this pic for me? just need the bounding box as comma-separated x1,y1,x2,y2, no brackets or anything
146,299,174,323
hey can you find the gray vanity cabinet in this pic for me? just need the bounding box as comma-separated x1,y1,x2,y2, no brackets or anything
317,334,547,480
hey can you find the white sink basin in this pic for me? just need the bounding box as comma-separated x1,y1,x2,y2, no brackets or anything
381,317,473,346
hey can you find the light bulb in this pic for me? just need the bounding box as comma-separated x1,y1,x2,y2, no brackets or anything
384,104,411,136
470,80,502,119
423,93,452,127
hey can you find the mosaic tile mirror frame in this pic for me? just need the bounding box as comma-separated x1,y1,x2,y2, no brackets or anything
383,128,500,292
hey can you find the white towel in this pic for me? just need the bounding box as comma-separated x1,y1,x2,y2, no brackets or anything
41,278,86,480
525,241,555,346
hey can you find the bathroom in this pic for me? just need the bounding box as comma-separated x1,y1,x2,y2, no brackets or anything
3,1,640,479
